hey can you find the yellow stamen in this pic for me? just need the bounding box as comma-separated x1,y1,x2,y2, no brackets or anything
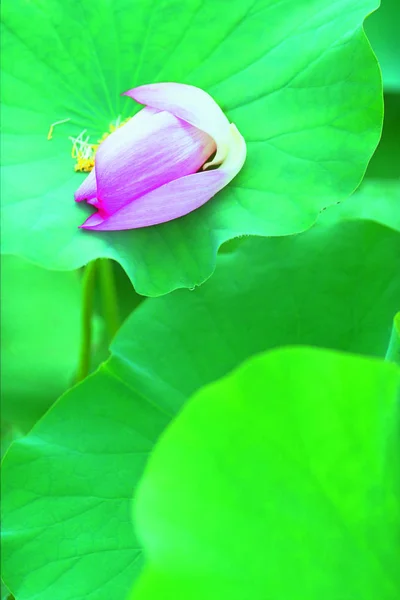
47,118,71,140
74,157,96,172
67,117,130,173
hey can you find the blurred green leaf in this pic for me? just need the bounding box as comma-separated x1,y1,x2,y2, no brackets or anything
131,347,400,600
1,256,82,431
0,254,142,438
351,89,400,233
1,0,382,296
2,214,399,599
365,0,400,92
325,178,400,232
365,92,400,180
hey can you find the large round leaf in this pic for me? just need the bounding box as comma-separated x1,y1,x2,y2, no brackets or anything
1,0,382,296
131,347,400,599
2,212,399,600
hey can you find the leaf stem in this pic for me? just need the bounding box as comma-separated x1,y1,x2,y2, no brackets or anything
98,258,120,343
76,260,97,383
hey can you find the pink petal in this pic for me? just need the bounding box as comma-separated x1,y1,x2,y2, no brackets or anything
74,168,97,202
80,125,246,231
124,83,232,168
93,106,216,216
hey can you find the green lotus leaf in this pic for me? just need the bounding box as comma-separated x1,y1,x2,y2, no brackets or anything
131,347,400,600
1,0,382,296
2,212,399,600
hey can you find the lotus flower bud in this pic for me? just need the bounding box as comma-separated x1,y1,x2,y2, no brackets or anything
75,83,246,230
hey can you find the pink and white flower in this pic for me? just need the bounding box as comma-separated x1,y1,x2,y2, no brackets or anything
75,82,246,231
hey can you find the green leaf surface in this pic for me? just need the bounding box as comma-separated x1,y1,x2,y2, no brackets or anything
1,0,382,296
365,0,400,92
131,347,400,600
2,214,399,600
0,256,82,431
